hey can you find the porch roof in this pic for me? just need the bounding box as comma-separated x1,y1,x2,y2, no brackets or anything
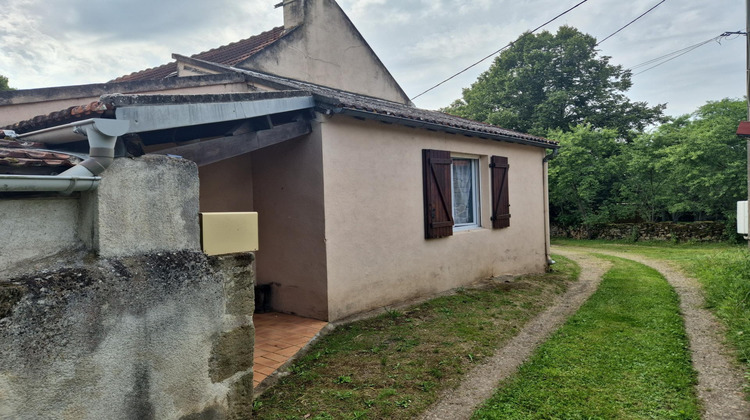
172,55,558,149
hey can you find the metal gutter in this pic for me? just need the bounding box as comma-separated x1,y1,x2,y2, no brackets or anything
0,175,101,192
2,119,129,192
321,105,559,150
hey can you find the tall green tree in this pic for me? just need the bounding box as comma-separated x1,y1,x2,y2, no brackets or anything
548,125,626,226
619,117,687,222
658,98,747,220
0,75,13,91
445,26,665,138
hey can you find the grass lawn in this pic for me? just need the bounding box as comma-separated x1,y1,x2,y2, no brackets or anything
252,256,579,420
554,238,750,395
473,255,701,419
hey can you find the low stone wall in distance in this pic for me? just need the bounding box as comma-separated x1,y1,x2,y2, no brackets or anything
552,221,727,242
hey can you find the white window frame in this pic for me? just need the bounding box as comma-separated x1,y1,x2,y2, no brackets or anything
451,155,481,231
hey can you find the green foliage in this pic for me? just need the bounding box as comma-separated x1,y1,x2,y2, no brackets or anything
658,99,747,220
445,26,665,138
0,75,13,91
692,250,750,372
549,98,747,226
548,125,626,226
473,256,701,419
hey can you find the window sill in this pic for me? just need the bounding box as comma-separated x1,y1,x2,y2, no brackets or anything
453,226,487,234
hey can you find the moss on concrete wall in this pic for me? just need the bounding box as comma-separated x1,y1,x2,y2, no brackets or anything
0,251,255,420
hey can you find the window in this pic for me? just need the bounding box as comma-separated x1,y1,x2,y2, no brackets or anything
423,149,510,239
451,157,479,230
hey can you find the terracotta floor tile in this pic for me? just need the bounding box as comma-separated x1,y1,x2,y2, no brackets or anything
276,345,303,357
254,364,277,376
256,344,280,353
255,357,284,370
263,352,290,363
253,312,328,388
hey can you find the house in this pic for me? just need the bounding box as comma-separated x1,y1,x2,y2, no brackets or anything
0,0,558,322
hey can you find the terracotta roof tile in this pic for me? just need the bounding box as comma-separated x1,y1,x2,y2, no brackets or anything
0,135,81,174
112,26,288,83
5,101,114,134
110,63,178,84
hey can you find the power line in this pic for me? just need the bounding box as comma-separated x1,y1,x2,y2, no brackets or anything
595,0,666,46
628,32,743,76
410,0,592,101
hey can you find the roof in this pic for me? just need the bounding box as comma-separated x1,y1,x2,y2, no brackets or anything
112,27,290,83
5,60,556,149
6,101,115,134
737,121,750,137
186,59,557,148
0,136,80,175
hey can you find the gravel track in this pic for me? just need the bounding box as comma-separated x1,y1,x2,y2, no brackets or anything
420,251,611,420
567,247,750,420
420,247,750,419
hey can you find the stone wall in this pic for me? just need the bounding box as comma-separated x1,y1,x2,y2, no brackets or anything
552,221,727,242
0,251,254,420
0,154,255,419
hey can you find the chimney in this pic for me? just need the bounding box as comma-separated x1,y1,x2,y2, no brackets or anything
282,0,306,29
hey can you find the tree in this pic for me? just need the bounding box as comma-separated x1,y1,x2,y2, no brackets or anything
551,99,747,226
657,98,747,221
619,117,687,222
0,75,13,91
445,26,665,139
548,125,626,226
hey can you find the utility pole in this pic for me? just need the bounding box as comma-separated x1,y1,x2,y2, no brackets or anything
747,0,750,248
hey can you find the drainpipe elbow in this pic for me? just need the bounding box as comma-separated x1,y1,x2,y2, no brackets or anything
59,119,128,178
543,147,560,163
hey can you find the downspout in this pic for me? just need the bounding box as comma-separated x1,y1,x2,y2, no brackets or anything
0,119,129,193
543,147,560,266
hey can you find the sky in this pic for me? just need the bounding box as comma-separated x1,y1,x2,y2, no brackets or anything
0,0,746,117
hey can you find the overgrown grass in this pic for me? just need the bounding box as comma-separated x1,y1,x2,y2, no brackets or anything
553,238,738,265
690,249,750,389
252,256,579,420
555,238,750,398
473,256,701,419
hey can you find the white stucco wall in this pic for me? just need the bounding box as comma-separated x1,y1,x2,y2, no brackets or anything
321,117,549,321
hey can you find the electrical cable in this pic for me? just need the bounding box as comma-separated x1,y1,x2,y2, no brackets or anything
628,33,742,76
410,0,592,101
595,0,666,46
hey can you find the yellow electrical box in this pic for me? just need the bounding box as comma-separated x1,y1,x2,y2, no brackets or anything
200,212,259,256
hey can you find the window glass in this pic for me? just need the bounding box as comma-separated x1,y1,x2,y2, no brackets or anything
452,158,479,228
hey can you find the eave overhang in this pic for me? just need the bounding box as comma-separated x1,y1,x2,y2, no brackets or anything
317,104,559,150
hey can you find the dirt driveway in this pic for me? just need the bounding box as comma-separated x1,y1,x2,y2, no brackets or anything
420,246,750,420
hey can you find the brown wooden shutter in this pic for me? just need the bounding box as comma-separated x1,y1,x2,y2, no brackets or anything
423,149,454,239
490,155,510,229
